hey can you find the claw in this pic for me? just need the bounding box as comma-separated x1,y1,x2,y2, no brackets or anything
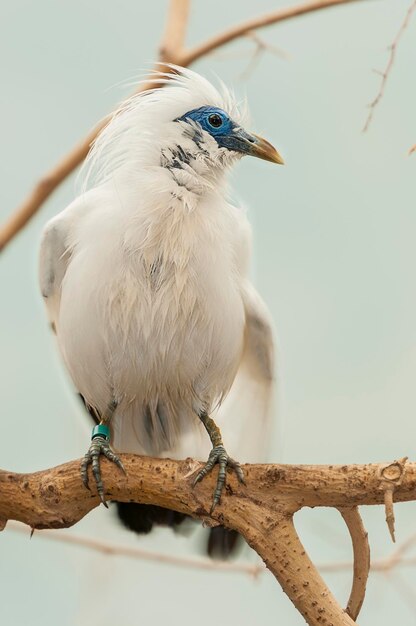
81,453,92,490
102,446,126,474
193,445,244,512
80,435,124,506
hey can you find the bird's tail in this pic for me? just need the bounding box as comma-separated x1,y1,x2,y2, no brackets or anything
115,501,241,559
207,527,241,559
115,502,187,534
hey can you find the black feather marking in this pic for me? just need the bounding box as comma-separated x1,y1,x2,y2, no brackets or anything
143,402,171,448
207,527,242,559
78,393,100,424
143,404,153,440
116,502,187,534
160,145,192,171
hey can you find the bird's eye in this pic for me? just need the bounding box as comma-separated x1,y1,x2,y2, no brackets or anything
208,114,223,128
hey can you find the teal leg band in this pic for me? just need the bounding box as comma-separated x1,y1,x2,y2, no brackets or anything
92,424,110,441
82,420,124,507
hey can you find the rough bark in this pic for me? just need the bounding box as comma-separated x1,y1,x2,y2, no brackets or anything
1,456,413,625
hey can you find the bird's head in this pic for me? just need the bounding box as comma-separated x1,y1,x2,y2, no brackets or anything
174,104,284,167
84,66,283,191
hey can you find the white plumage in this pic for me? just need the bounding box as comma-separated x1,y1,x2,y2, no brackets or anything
39,67,278,501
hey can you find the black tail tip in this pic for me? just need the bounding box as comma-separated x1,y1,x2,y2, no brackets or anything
116,502,243,560
116,502,187,534
207,527,242,559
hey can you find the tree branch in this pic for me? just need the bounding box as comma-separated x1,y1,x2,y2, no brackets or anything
1,456,415,626
0,0,369,253
8,522,416,577
159,0,190,64
6,519,265,576
338,506,370,620
362,0,416,132
0,0,191,253
181,0,365,66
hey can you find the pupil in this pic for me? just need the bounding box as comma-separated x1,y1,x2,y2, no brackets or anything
208,114,222,128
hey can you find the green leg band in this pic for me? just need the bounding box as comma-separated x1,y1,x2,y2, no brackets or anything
91,424,110,441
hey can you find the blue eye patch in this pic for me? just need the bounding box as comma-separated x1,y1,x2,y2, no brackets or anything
176,106,234,139
175,105,258,157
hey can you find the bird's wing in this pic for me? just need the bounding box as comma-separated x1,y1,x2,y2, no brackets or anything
215,204,276,463
173,278,276,463
39,194,88,331
206,282,276,559
214,280,276,463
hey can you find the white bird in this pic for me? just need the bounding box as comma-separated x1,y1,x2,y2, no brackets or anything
39,67,282,556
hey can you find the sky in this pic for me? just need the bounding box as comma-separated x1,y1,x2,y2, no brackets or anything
1,1,416,625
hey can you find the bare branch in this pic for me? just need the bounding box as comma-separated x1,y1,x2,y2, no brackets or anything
7,520,263,577
159,0,190,64
8,521,416,577
2,456,416,626
5,457,416,529
0,0,191,253
247,31,289,61
338,507,370,620
0,121,109,252
238,31,288,81
363,0,416,132
388,570,416,611
378,457,408,542
182,0,365,66
374,531,416,571
0,0,369,253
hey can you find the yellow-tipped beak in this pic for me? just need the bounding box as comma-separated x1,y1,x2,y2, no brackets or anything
250,133,285,165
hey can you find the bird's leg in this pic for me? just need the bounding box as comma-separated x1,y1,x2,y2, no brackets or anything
193,412,245,512
80,400,125,507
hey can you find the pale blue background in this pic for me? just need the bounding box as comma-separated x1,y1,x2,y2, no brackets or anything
1,1,416,624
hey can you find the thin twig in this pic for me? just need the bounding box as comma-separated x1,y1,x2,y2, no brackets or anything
7,520,416,575
182,0,364,66
362,0,416,132
6,520,264,577
384,487,396,542
386,570,416,611
239,31,288,81
378,457,408,543
0,0,368,252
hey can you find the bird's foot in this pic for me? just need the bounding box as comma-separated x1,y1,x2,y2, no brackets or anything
193,445,245,513
80,424,125,507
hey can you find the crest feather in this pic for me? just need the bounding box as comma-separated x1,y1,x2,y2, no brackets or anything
81,66,246,189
